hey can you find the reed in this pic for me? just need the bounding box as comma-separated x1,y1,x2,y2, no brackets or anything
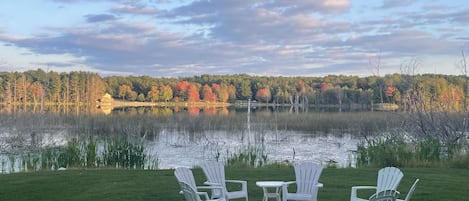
1,136,158,173
224,145,268,168
356,135,469,168
1,110,468,170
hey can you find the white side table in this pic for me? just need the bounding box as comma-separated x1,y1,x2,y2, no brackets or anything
255,181,284,201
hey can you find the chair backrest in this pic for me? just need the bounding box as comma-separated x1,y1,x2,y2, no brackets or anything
404,179,419,201
179,181,202,201
376,167,404,193
369,190,398,201
200,161,227,198
294,162,323,194
200,161,227,187
175,167,198,191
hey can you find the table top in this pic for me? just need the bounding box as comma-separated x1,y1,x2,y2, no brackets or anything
255,181,284,187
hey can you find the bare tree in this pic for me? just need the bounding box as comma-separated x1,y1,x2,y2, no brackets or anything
400,57,420,113
369,53,384,104
459,46,468,112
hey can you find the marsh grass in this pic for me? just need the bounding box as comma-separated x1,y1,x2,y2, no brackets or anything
224,146,268,168
356,135,469,168
1,110,469,170
2,136,157,173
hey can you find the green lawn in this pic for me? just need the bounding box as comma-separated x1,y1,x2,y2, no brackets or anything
0,167,467,201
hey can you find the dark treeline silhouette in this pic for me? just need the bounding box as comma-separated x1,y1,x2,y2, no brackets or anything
0,68,468,112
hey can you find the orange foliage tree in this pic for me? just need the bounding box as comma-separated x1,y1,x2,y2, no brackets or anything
187,84,200,102
29,81,44,104
175,81,190,100
202,84,217,101
255,87,271,103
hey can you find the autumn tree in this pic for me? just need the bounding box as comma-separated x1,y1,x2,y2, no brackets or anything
147,86,160,102
175,81,190,100
29,81,44,105
137,93,146,102
70,72,80,104
320,82,330,92
118,84,136,100
255,87,271,103
212,83,230,102
187,83,200,102
16,74,30,104
160,85,173,102
201,84,217,101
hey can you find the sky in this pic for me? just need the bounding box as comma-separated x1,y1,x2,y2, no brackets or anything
0,0,468,78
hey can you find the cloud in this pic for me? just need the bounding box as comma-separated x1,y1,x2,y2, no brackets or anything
0,0,467,77
165,0,343,45
344,30,458,56
84,14,117,23
111,3,160,15
381,0,416,8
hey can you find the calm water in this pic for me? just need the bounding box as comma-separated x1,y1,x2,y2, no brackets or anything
0,106,363,172
0,129,360,171
147,130,359,169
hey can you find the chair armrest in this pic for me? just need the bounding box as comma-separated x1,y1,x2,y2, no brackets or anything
282,181,296,186
317,182,324,188
352,186,377,190
204,181,222,186
198,184,225,199
225,179,247,184
350,186,377,201
225,180,248,191
197,186,223,191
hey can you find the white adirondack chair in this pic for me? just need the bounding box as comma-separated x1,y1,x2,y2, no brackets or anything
178,181,225,201
175,167,224,200
200,161,248,201
282,162,324,201
350,167,404,201
396,179,419,201
369,190,399,201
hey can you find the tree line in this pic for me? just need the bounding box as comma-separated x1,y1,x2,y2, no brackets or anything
0,69,468,112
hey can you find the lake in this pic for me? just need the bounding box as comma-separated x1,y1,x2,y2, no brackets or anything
147,129,359,169
0,105,377,172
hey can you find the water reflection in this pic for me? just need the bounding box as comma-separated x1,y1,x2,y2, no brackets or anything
150,130,359,169
0,105,367,173
0,128,359,172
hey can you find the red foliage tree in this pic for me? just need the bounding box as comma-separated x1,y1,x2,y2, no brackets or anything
386,86,397,97
202,84,217,101
296,81,306,94
175,81,190,100
320,82,330,92
255,87,271,103
187,84,200,102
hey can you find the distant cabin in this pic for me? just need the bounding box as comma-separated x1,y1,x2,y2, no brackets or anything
97,93,113,106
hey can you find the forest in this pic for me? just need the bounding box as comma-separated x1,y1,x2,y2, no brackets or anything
0,68,468,113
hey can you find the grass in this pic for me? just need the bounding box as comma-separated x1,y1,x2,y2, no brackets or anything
0,167,467,201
